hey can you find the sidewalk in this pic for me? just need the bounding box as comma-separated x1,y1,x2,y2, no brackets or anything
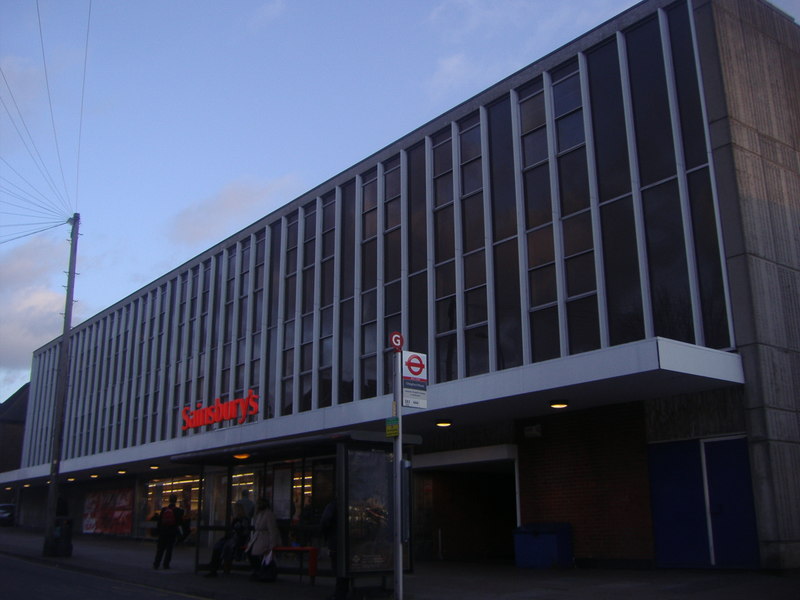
0,527,798,599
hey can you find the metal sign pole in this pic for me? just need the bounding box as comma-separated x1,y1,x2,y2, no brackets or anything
393,347,403,600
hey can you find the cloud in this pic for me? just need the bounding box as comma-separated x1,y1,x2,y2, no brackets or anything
166,175,304,248
0,235,70,398
248,0,287,31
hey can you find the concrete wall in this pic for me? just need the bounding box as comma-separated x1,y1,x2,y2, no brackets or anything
697,0,800,569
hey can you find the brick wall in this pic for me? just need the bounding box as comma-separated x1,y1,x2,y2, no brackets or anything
516,402,654,564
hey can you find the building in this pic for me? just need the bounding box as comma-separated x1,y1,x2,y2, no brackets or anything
1,0,797,571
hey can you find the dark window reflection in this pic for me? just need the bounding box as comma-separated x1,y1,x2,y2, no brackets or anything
462,192,485,253
524,164,551,228
601,197,644,344
436,333,457,383
627,17,676,186
559,147,589,216
567,296,600,354
465,325,489,376
643,180,693,342
531,306,560,362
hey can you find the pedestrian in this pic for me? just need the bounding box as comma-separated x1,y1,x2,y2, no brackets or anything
153,494,184,569
322,499,349,600
236,489,255,519
245,497,280,581
205,502,251,577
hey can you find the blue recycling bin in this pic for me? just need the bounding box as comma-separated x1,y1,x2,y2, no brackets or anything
513,523,572,568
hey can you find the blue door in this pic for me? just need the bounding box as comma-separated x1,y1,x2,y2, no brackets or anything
648,437,759,568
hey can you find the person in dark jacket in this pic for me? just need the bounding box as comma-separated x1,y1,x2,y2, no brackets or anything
153,494,184,569
205,503,251,577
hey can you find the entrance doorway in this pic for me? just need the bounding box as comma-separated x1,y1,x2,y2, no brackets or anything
413,448,518,562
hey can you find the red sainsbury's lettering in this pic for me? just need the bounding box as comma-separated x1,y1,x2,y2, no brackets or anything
182,389,260,431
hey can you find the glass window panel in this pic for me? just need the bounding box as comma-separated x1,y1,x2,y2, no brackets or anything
340,182,356,299
285,248,297,275
320,306,333,337
465,287,487,326
688,168,729,348
520,93,546,134
524,164,552,228
517,76,543,101
433,142,453,176
408,143,428,275
436,297,457,334
600,197,644,345
627,17,676,186
385,281,401,316
436,261,455,298
567,295,600,354
461,192,485,253
530,265,557,307
385,168,401,199
553,73,581,117
668,3,707,171
284,275,296,315
281,378,293,415
566,252,596,297
286,216,298,248
409,272,428,355
362,289,377,322
320,337,333,368
558,147,589,215
360,356,377,399
488,96,517,242
460,125,481,162
562,211,593,256
363,179,378,211
318,368,332,408
531,306,560,362
494,239,523,369
436,334,458,383
550,57,578,83
321,259,334,307
384,229,401,282
385,198,401,230
432,126,451,146
587,39,631,202
463,251,486,289
527,226,554,268
301,343,313,371
434,173,453,208
302,268,315,314
363,209,377,239
461,159,483,195
301,313,314,344
362,239,377,290
642,180,693,342
522,128,548,168
339,299,354,403
465,326,489,376
304,208,316,241
322,200,336,229
435,205,455,262
283,350,294,377
362,323,377,355
556,110,585,152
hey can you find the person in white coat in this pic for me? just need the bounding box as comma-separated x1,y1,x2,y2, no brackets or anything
245,497,280,579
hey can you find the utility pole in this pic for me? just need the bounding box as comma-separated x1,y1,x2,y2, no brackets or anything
43,212,80,557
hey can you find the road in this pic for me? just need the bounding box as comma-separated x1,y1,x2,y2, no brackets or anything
0,554,203,600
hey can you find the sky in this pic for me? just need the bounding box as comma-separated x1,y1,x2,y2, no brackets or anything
1,0,798,402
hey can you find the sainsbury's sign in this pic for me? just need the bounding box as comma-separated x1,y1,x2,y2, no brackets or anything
182,389,259,431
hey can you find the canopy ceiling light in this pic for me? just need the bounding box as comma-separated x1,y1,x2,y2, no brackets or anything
550,400,569,409
149,465,159,470
233,453,251,460
435,420,453,428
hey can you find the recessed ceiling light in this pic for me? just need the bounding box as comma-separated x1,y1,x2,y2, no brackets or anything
90,474,99,479
550,400,569,409
149,465,159,470
435,421,452,428
233,453,251,460
117,470,127,475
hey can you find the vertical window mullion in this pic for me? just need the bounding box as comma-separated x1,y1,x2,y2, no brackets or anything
544,71,567,358
617,30,655,339
479,105,498,372
659,8,704,345
425,135,437,382
579,51,610,349
376,162,386,396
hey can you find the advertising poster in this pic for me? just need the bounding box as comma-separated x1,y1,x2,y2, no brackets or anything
82,488,134,534
346,448,393,573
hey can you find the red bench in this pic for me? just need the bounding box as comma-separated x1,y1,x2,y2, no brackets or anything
272,546,319,584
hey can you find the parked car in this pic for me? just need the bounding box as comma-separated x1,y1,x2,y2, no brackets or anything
0,504,15,526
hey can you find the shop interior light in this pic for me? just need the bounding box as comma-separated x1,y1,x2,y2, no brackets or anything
233,453,251,460
435,420,453,428
550,399,569,409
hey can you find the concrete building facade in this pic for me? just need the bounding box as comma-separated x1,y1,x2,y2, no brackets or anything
1,0,797,570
